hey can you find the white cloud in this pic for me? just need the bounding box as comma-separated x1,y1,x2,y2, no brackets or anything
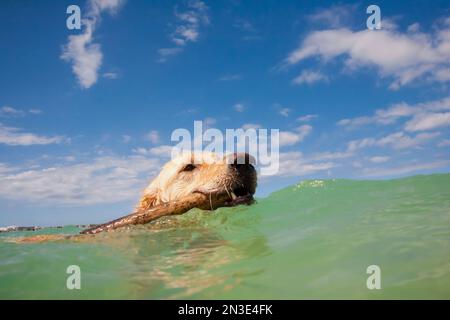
292,70,328,85
242,123,262,130
434,68,450,82
171,0,209,46
405,112,450,132
233,103,245,112
89,0,124,14
0,123,66,146
157,47,183,63
279,125,312,146
157,0,209,62
61,23,101,89
279,131,301,146
296,125,313,140
64,156,76,162
407,23,420,33
361,160,450,178
204,117,217,127
0,155,162,205
276,151,336,176
0,163,19,175
61,0,125,89
147,145,173,157
133,147,148,155
0,106,25,117
297,114,318,122
133,145,173,157
438,139,450,147
145,130,160,144
338,96,450,132
28,109,42,114
285,16,450,89
102,72,119,79
0,106,42,118
347,131,439,151
278,108,291,117
308,150,354,161
369,156,390,163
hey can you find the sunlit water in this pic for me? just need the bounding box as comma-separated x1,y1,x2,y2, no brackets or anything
1,174,450,299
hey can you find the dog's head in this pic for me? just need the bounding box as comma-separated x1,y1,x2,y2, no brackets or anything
137,152,257,211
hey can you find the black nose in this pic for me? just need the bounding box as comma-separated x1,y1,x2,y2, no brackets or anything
228,153,257,196
228,152,255,168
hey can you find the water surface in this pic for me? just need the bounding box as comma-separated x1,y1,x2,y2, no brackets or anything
1,174,450,299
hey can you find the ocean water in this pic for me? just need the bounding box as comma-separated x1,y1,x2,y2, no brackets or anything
1,174,450,299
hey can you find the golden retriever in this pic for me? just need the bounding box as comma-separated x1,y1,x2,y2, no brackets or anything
137,152,257,211
10,152,258,239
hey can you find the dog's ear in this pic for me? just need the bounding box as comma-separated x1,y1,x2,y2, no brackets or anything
137,188,160,212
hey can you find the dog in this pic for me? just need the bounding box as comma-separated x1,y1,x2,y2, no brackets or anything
137,152,257,211
10,152,258,239
80,152,258,234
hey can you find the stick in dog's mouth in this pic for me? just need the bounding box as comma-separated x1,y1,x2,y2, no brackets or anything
7,152,257,241
80,152,257,235
7,189,254,242
80,189,254,235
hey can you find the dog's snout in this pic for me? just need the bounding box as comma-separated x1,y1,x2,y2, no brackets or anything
227,152,257,197
227,152,255,168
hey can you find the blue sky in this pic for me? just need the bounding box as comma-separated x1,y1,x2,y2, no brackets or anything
1,0,450,226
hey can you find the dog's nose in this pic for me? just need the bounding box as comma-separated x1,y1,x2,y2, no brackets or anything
227,152,256,168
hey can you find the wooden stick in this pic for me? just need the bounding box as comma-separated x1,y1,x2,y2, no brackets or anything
4,192,253,243
80,192,228,235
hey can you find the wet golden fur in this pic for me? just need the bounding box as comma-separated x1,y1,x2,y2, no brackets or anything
137,152,256,211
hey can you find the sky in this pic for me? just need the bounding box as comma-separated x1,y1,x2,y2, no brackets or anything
1,0,450,226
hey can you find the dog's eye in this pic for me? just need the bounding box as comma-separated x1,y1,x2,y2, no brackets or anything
181,164,196,172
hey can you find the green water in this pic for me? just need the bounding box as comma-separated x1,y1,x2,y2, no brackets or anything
1,174,450,299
